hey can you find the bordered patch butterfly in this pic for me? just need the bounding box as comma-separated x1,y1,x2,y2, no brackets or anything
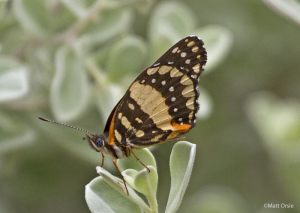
39,35,207,194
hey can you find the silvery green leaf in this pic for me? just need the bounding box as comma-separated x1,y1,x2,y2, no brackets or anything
148,1,195,61
107,36,147,82
13,0,46,37
246,93,300,203
0,129,35,154
96,166,150,212
120,149,158,212
0,57,29,102
79,9,132,49
132,166,158,212
121,169,139,190
61,0,87,18
196,87,213,119
85,176,142,213
181,186,249,213
166,141,196,213
246,92,300,159
196,25,233,72
50,45,90,122
118,148,156,171
13,0,74,37
0,111,35,153
96,84,124,125
263,0,300,26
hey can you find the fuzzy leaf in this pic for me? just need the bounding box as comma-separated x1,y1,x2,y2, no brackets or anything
0,57,29,102
263,0,300,26
50,45,89,122
246,92,300,203
95,167,150,212
195,25,233,72
118,148,156,171
0,112,35,153
196,87,213,119
96,84,124,125
13,0,46,36
246,92,300,158
13,0,74,36
85,176,142,213
148,1,195,61
107,36,147,82
166,141,196,213
0,129,35,154
79,9,132,49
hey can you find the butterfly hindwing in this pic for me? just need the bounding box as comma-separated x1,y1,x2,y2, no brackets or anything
105,36,207,147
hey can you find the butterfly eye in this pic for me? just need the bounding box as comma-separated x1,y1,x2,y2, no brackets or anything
95,137,103,147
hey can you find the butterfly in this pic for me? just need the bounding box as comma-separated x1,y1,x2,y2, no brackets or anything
39,35,207,194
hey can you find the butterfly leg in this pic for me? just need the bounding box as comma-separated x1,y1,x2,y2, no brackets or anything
131,150,150,173
100,151,105,167
112,159,129,195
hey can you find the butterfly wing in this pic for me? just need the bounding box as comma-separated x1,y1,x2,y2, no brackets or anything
104,36,207,147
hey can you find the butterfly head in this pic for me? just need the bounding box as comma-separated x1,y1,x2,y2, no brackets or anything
86,134,106,152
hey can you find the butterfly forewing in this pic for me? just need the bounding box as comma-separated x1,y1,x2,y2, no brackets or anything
105,36,207,147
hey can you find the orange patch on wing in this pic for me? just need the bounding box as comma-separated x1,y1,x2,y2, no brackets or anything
171,122,192,132
108,112,117,145
167,122,192,140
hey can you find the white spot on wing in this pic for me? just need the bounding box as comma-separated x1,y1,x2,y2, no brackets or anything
172,47,178,53
114,130,122,143
128,103,135,110
185,59,191,64
192,46,199,53
136,130,145,137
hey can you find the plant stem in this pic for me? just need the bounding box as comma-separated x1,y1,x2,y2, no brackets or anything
85,58,108,87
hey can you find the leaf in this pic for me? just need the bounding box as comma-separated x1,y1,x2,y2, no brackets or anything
196,87,213,119
95,167,151,212
246,92,300,159
148,1,195,61
120,149,158,212
13,0,74,37
85,176,142,213
61,0,87,18
79,9,132,49
263,0,300,26
0,129,35,154
96,84,124,125
165,141,196,213
0,57,29,102
50,45,90,122
0,112,35,153
118,148,156,171
13,0,46,37
246,92,300,204
107,36,147,82
195,25,233,73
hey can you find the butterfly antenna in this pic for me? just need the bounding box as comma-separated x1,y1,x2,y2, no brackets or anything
38,117,94,136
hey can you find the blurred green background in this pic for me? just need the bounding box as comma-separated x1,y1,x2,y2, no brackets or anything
1,0,300,212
